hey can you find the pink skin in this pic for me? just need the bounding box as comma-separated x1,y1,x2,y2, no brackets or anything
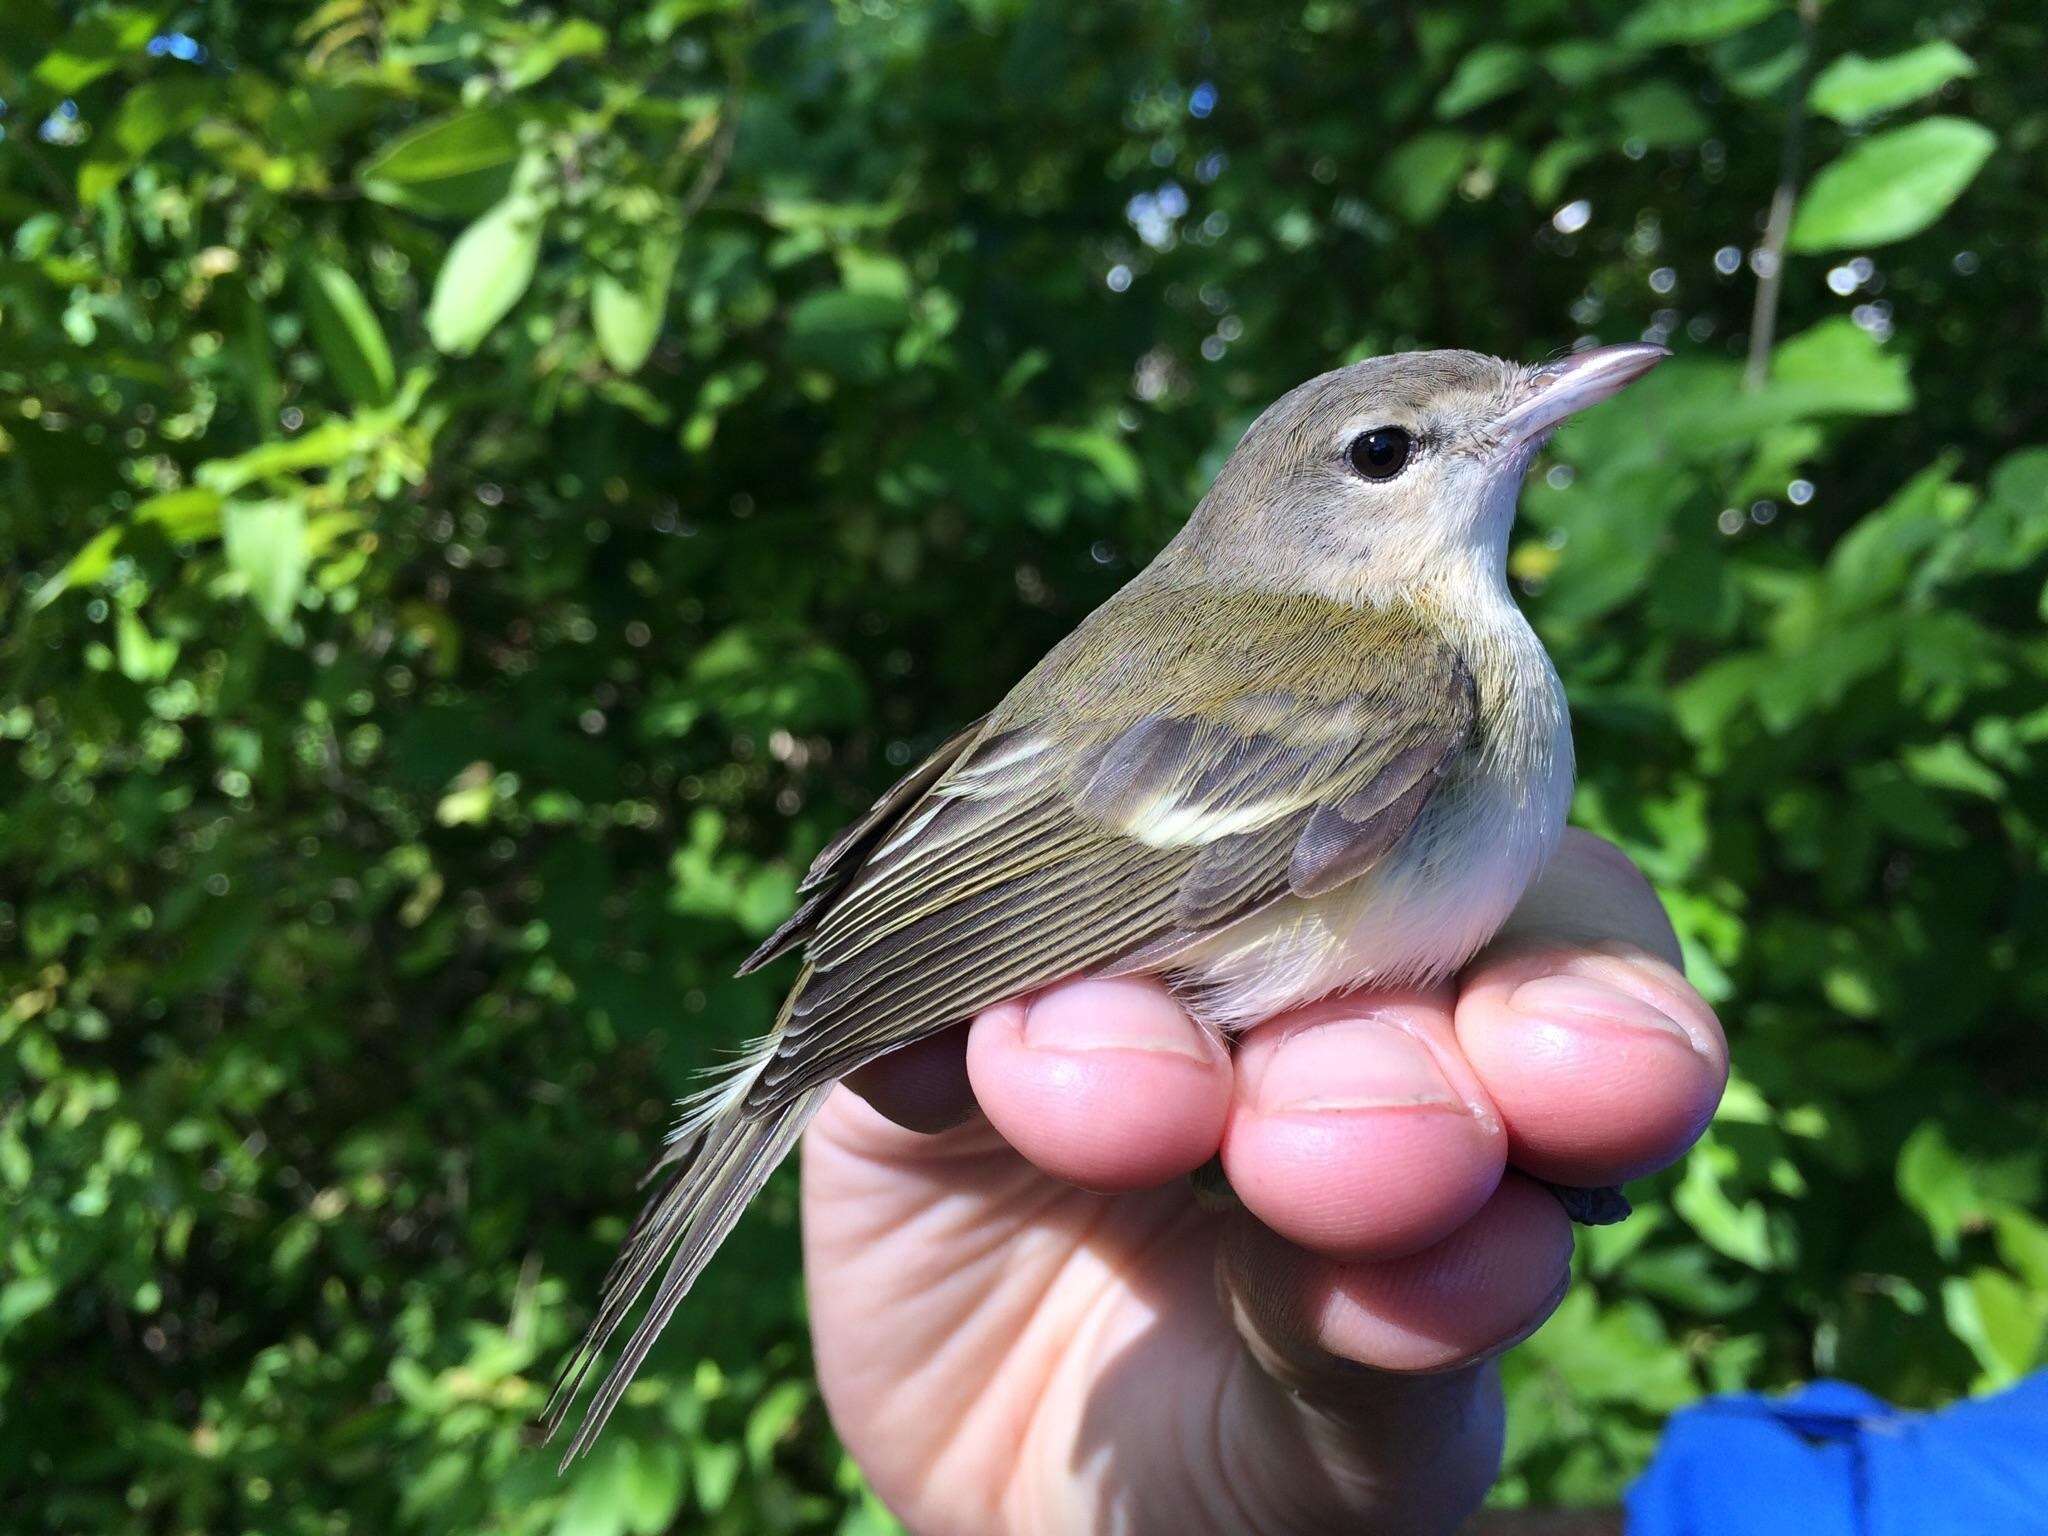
801,831,1727,1536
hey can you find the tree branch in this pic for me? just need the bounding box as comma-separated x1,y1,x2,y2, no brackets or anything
1744,0,1823,391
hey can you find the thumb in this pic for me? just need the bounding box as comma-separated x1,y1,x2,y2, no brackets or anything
1211,1194,1569,1535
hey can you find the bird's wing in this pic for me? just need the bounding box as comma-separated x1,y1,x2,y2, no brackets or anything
743,585,1477,1111
736,715,989,977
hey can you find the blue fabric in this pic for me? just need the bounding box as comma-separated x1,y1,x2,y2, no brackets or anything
1626,1374,2048,1535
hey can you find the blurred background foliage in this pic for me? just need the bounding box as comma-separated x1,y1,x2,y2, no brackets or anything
2,0,2044,1530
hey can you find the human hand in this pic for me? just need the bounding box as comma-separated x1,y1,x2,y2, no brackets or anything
800,831,1726,1536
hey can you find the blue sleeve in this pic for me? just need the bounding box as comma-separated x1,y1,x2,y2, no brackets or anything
1626,1373,2048,1536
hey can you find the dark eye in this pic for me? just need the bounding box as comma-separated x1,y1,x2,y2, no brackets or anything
1346,426,1413,481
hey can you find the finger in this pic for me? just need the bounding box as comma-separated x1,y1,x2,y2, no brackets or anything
964,976,1233,1192
1219,1173,1573,1382
1208,1176,1568,1529
1221,990,1506,1260
1457,831,1728,1187
842,1025,979,1133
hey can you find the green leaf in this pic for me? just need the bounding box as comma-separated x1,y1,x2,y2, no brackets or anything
735,866,797,936
1380,131,1474,222
1943,1269,2048,1385
1618,0,1781,49
222,500,310,630
619,1440,687,1534
649,0,749,41
1827,458,1972,607
135,488,226,540
31,529,122,611
784,289,912,377
0,1275,58,1330
77,77,212,202
785,290,912,336
1673,1132,1786,1270
1434,44,1532,119
691,1441,741,1513
1789,117,1997,252
30,489,226,610
1769,317,1913,417
428,179,546,356
1528,137,1598,202
1955,448,2048,579
1810,42,1976,126
1901,738,2004,799
1033,426,1144,499
114,608,178,682
33,6,162,94
1611,80,1709,146
360,107,522,217
742,1380,809,1469
199,420,383,495
1540,40,1636,87
553,1435,636,1536
1514,1289,1699,1412
1706,10,1807,98
299,260,396,405
1899,1121,2044,1256
591,230,681,374
503,18,607,90
1997,1211,2048,1290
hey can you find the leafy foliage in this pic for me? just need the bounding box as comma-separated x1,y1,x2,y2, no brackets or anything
2,0,2043,1530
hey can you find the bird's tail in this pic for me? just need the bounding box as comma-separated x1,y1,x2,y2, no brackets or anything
541,1058,828,1466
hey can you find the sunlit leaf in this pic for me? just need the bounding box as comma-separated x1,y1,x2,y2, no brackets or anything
115,608,178,682
360,107,522,216
1618,0,1781,49
591,229,681,374
502,18,607,89
1899,1122,2043,1252
1434,44,1531,119
742,1380,809,1469
1943,1270,2048,1386
1769,317,1913,416
1810,42,1976,126
222,499,310,630
29,489,226,609
428,177,547,355
32,5,162,93
1789,116,1996,251
30,529,121,610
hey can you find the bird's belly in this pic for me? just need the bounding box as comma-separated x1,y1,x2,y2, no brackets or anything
1167,768,1567,1030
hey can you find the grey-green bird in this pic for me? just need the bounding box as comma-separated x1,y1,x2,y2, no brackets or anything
544,341,1667,1457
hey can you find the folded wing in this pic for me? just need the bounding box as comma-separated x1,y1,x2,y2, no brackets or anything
744,587,1476,1110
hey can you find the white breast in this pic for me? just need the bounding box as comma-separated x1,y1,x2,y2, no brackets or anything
1170,586,1573,1029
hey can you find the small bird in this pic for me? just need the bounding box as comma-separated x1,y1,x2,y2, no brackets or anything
544,341,1667,1457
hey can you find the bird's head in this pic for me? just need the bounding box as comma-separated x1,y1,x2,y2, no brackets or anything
1177,343,1667,605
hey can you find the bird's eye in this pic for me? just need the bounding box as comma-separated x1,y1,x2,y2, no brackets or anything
1346,426,1413,481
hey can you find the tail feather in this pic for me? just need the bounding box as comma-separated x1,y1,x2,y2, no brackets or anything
542,1069,828,1466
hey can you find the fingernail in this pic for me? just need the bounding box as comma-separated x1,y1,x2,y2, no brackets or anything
1507,973,1705,1056
1022,981,1212,1060
1254,1015,1460,1115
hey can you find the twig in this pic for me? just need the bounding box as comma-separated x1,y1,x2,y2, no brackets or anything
1744,0,1822,391
671,7,751,223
